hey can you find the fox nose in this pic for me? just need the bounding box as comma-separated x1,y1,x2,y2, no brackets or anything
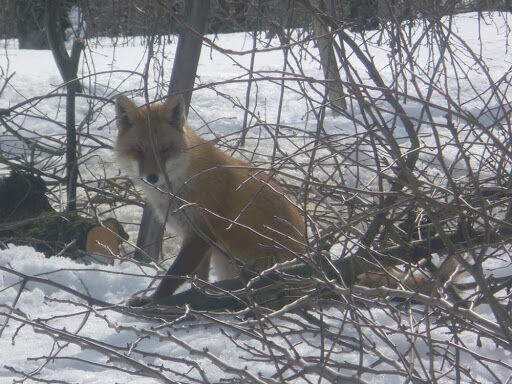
146,174,159,184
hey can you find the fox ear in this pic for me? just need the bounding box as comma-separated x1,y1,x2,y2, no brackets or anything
164,94,186,130
116,95,137,132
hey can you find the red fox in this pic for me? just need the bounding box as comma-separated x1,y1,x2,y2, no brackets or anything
115,95,305,305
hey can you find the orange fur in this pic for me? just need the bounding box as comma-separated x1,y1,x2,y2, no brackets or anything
115,95,305,304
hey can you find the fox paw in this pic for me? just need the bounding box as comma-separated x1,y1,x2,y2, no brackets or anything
124,295,154,307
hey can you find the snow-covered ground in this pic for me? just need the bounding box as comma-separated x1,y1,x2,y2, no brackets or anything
1,11,512,383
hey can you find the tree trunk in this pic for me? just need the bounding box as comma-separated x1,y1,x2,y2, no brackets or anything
310,0,346,115
167,0,211,106
134,0,211,262
45,0,83,212
239,31,257,147
134,204,163,263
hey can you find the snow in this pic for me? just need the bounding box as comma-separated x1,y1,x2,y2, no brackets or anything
2,244,511,383
1,11,512,383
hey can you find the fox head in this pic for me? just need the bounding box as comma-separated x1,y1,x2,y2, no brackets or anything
114,95,190,187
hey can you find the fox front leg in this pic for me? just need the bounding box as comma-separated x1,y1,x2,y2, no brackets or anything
125,234,212,307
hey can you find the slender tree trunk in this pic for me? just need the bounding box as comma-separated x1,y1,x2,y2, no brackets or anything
45,0,83,212
310,0,346,115
134,0,210,262
168,0,210,107
239,31,257,147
